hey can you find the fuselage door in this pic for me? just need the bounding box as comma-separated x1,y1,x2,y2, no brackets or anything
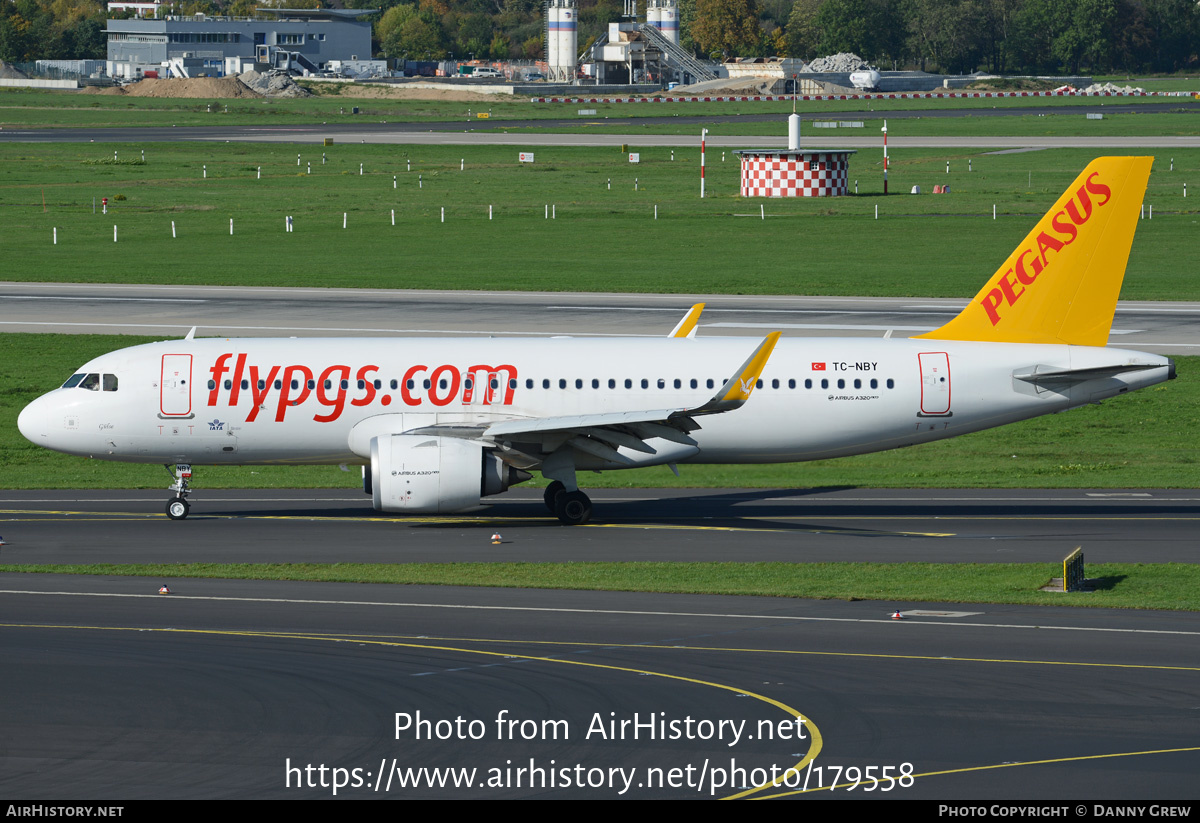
161,354,193,417
918,351,952,416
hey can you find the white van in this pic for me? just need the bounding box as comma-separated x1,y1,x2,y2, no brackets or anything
472,67,502,78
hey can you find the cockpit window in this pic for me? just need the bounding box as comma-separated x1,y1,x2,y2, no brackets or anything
78,373,101,391
103,374,118,392
61,373,85,389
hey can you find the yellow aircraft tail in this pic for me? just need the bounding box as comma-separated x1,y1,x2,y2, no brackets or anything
916,156,1152,347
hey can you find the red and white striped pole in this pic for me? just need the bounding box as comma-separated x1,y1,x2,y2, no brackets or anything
882,119,888,195
700,128,707,198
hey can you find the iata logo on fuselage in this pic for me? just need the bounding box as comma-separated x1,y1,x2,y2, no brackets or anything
979,171,1112,326
206,355,518,423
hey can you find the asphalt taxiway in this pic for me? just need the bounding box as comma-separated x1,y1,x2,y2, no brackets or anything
2,282,1197,355
2,571,1198,799
1,487,1197,565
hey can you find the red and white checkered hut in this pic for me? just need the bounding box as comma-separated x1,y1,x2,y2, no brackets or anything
736,149,855,198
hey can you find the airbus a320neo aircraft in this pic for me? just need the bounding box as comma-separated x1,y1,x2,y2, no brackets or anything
18,156,1175,524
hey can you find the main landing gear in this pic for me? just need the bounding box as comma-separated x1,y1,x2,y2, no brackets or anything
164,463,193,520
543,480,592,526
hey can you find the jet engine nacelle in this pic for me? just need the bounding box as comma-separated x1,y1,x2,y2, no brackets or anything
370,434,530,513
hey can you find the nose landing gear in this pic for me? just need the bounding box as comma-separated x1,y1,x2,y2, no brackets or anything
164,463,193,520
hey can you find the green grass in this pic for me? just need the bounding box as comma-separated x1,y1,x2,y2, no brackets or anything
2,143,1199,299
3,334,1196,490
1,561,1196,610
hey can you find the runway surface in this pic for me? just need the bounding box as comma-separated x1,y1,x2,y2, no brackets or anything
3,100,1197,146
1,487,1197,564
3,120,1200,148
2,282,1196,355
2,571,1198,799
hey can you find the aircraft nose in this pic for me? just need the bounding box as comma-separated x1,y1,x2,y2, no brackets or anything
17,393,51,445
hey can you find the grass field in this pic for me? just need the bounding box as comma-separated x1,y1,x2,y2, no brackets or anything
2,143,1198,299
1,561,1196,610
2,333,1195,490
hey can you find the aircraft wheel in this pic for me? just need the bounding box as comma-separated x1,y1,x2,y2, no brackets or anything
543,481,566,513
166,498,190,521
555,490,591,526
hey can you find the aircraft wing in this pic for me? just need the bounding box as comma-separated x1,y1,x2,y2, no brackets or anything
406,333,781,465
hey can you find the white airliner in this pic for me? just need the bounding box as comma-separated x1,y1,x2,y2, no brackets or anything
17,156,1175,524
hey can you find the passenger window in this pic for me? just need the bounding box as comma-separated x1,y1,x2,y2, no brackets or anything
657,378,665,389
608,379,616,389
641,379,649,389
62,373,84,389
887,378,895,389
509,379,517,389
592,379,599,389
756,379,763,389
292,380,300,390
788,378,795,389
707,379,714,389
870,378,878,389
525,379,533,389
673,379,681,389
854,379,861,389
257,380,266,390
373,379,382,390
308,380,316,390
559,379,567,389
242,380,249,390
820,378,828,389
342,380,351,390
543,379,551,389
225,379,233,390
625,379,632,389
805,379,812,389
390,379,398,390
274,380,282,390
837,379,845,389
771,378,779,389
207,380,216,390
575,379,583,389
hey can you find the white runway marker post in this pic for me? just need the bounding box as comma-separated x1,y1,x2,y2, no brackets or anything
441,207,444,223
257,166,261,179
229,218,233,235
343,212,347,228
53,228,56,245
172,221,176,238
113,225,117,242
391,209,395,226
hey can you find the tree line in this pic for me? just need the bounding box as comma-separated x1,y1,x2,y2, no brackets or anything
2,0,1197,76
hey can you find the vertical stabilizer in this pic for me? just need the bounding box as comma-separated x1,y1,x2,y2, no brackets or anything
916,156,1152,347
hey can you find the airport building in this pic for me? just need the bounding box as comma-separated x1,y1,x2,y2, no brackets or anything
105,7,375,79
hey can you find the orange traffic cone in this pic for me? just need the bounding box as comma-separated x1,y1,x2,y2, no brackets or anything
491,533,502,544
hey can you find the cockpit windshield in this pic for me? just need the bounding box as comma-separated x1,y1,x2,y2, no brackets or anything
62,373,118,391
